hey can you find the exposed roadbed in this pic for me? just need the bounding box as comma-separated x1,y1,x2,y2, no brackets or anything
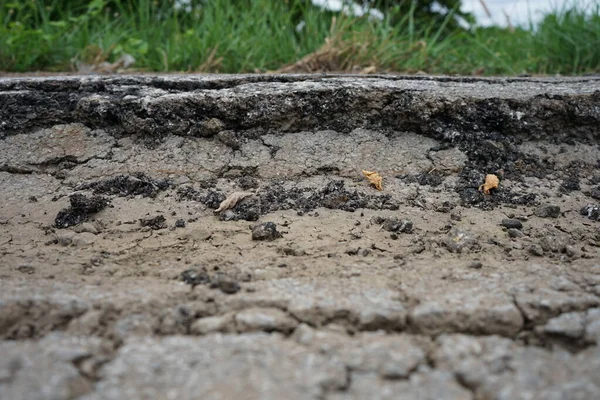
1,74,600,399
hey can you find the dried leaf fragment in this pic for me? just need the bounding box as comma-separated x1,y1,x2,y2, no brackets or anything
214,192,253,213
362,170,383,191
479,174,500,195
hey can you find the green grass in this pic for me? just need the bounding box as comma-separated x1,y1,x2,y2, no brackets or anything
0,0,598,75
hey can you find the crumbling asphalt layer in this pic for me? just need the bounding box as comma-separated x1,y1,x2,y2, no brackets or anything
0,74,599,399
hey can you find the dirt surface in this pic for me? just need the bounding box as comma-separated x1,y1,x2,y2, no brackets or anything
1,74,600,399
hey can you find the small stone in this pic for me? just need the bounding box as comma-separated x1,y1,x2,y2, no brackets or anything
501,218,523,229
349,227,363,239
90,257,103,267
217,130,241,150
467,261,483,269
580,204,600,221
56,231,76,246
507,228,524,238
175,219,186,228
358,248,372,257
559,176,580,193
210,273,241,294
372,216,413,233
434,200,455,213
197,117,225,137
528,244,544,257
534,204,560,218
590,187,600,200
345,248,359,256
450,212,462,221
16,265,35,274
251,222,282,241
180,268,210,288
72,232,97,246
139,215,167,230
391,219,413,233
54,194,109,228
443,228,478,253
565,245,579,258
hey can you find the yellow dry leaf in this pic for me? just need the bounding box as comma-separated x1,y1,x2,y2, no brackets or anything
214,192,253,213
478,174,499,195
362,170,383,191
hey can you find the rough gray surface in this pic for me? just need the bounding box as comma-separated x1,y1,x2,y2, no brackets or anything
1,74,599,399
434,334,600,400
82,333,348,400
0,333,112,400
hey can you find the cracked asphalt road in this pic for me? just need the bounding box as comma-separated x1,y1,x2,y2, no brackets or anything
1,74,599,399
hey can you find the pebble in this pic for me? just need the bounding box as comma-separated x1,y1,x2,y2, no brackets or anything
72,232,97,246
16,265,36,274
442,228,478,253
580,204,600,221
56,231,76,246
534,204,561,218
345,248,359,256
450,212,462,221
139,215,167,230
210,273,241,294
358,248,372,257
501,218,523,229
528,244,545,257
467,261,483,269
181,268,210,288
251,222,282,241
565,245,578,258
378,217,413,233
217,130,241,150
507,228,524,238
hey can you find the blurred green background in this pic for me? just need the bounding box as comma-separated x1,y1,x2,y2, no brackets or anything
1,0,598,75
